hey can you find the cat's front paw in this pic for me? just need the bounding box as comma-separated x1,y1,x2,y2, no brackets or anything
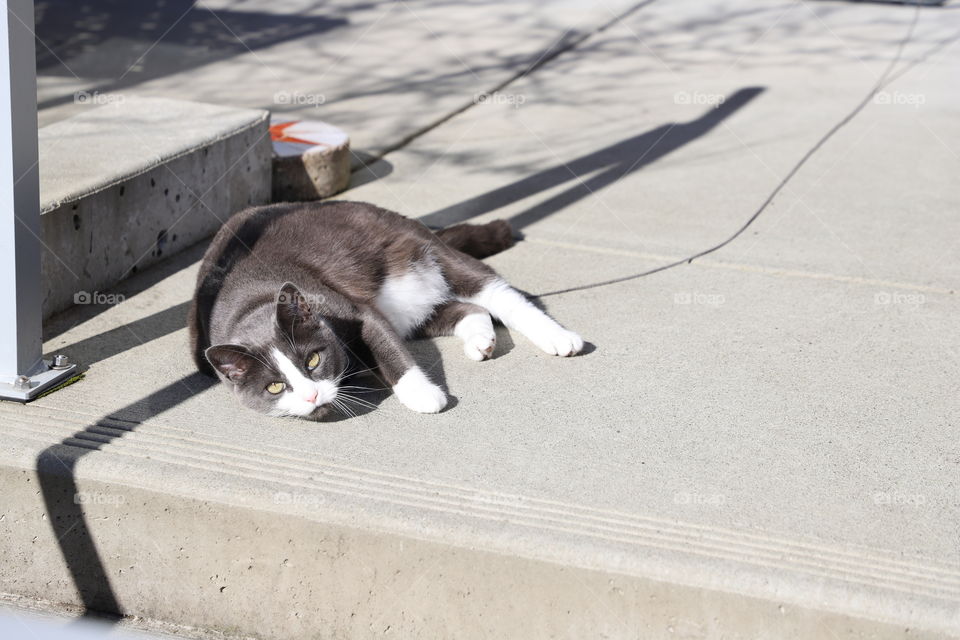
531,326,584,357
463,333,496,361
393,367,448,413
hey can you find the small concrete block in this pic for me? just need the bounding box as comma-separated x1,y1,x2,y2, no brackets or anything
270,118,351,201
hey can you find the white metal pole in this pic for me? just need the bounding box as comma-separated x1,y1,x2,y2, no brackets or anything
0,0,75,401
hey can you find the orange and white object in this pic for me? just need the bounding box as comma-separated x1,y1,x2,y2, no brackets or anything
270,118,351,201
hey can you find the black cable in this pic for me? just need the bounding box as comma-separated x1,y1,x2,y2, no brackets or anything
537,1,951,298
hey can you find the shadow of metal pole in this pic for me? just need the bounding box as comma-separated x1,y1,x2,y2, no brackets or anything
34,373,215,618
419,87,764,230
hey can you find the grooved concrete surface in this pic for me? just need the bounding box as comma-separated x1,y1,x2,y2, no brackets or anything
3,0,959,638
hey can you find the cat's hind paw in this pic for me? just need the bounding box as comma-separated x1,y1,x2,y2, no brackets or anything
393,367,448,413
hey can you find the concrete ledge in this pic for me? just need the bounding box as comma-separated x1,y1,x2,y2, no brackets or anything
38,97,271,318
1,400,957,639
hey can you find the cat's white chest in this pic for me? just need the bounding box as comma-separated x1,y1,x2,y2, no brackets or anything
375,258,449,337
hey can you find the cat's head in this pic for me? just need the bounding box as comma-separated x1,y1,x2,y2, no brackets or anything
205,283,348,419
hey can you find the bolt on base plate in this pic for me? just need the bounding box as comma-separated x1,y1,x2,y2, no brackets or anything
0,358,79,402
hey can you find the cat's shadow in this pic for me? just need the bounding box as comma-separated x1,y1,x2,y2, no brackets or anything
492,326,515,358
322,371,392,422
324,337,456,421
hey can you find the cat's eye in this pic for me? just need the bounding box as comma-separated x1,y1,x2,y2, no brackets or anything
265,381,286,394
305,351,321,371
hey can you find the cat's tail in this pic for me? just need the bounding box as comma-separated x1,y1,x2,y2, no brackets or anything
433,220,518,259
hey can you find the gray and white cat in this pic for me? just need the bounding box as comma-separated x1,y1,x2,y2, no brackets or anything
188,201,583,419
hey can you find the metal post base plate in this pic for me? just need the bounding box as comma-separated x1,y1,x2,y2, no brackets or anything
0,361,79,402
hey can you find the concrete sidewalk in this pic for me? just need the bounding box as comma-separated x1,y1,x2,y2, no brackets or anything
35,0,641,161
4,0,959,638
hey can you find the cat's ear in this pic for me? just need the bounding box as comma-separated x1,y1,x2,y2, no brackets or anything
205,344,255,383
276,282,315,328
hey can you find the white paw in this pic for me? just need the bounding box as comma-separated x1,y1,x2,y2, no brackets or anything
398,381,448,413
463,333,496,361
531,326,584,357
454,313,496,362
393,367,448,413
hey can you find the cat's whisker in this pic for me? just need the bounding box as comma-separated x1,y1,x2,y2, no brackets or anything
333,398,356,419
344,366,379,378
337,385,384,393
333,364,352,385
336,390,373,405
337,392,386,414
337,388,378,405
339,396,378,411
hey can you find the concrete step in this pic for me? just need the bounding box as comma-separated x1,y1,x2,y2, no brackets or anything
38,97,271,318
2,386,958,639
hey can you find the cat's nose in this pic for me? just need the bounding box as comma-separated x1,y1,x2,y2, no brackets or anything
304,390,318,404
